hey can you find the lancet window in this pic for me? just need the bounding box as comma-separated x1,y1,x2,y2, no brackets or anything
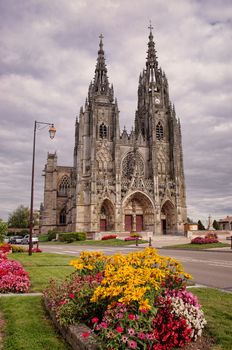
59,209,66,225
156,122,164,140
99,123,107,139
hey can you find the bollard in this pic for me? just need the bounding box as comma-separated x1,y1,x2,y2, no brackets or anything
149,237,152,247
136,238,138,246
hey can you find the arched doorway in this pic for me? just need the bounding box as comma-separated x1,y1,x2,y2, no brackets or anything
161,200,176,234
123,192,154,232
99,199,115,232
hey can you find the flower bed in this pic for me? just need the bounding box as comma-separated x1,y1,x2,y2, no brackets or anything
0,248,30,293
101,235,117,240
191,236,218,244
124,237,142,241
44,248,206,350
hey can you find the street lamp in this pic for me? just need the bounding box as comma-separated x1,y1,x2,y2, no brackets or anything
29,121,56,255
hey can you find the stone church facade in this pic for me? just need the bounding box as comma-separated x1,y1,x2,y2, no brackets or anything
40,29,187,236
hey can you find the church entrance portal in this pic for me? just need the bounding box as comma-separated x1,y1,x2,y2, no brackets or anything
99,199,115,232
125,215,132,232
161,201,176,234
123,192,154,232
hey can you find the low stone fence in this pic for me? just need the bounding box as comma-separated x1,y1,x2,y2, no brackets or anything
91,231,154,240
44,299,99,350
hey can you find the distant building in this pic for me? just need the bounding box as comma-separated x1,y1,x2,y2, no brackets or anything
219,216,232,230
40,28,187,236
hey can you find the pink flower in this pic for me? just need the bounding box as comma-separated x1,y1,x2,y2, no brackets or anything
116,326,123,333
121,335,128,343
91,317,99,324
128,340,137,349
59,300,67,305
69,293,75,299
138,332,146,340
127,328,135,336
140,308,148,314
101,321,108,329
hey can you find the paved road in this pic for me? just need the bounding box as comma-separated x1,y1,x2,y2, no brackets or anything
160,249,232,292
40,243,232,292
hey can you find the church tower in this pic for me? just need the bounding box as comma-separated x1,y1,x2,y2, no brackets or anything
40,28,187,236
72,35,120,232
134,25,187,234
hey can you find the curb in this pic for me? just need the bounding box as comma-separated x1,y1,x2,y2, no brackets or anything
0,293,42,297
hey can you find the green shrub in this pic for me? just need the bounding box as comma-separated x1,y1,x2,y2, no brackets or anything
47,230,57,241
19,229,29,236
11,245,27,253
59,232,86,243
38,234,49,242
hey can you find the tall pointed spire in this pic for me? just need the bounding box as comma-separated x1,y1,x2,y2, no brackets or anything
93,34,109,95
146,22,158,83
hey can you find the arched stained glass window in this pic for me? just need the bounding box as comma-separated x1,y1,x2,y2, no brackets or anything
156,122,164,140
99,123,107,139
58,175,70,196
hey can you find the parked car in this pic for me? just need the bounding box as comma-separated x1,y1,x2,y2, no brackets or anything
21,234,39,245
9,236,24,244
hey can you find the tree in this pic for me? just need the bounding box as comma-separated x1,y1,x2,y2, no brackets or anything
187,217,193,223
8,205,30,228
197,220,205,230
213,220,219,230
0,219,8,243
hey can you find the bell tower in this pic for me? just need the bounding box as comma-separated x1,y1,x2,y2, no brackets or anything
135,25,187,234
73,35,120,232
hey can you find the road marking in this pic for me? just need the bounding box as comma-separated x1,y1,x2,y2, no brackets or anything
178,257,232,268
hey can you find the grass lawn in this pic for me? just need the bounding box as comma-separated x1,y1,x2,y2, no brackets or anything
40,238,148,246
11,253,75,292
162,242,230,250
189,288,232,350
0,296,70,350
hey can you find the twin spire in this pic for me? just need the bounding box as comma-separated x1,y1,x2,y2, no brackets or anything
93,34,109,95
91,25,158,98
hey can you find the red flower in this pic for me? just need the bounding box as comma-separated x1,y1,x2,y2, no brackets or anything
69,293,75,299
116,326,123,333
82,332,90,338
92,317,99,324
128,314,135,320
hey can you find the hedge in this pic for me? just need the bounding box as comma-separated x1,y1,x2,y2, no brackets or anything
59,232,86,243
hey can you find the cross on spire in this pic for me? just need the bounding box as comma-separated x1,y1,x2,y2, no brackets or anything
148,20,153,32
99,33,104,40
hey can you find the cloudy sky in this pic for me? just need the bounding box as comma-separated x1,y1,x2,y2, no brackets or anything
0,0,231,226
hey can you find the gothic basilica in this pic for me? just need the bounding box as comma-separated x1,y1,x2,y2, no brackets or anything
40,28,187,237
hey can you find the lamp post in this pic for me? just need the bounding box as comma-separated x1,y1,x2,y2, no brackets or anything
29,121,56,256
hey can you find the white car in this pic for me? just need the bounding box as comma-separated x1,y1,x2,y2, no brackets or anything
21,234,39,245
9,236,23,244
